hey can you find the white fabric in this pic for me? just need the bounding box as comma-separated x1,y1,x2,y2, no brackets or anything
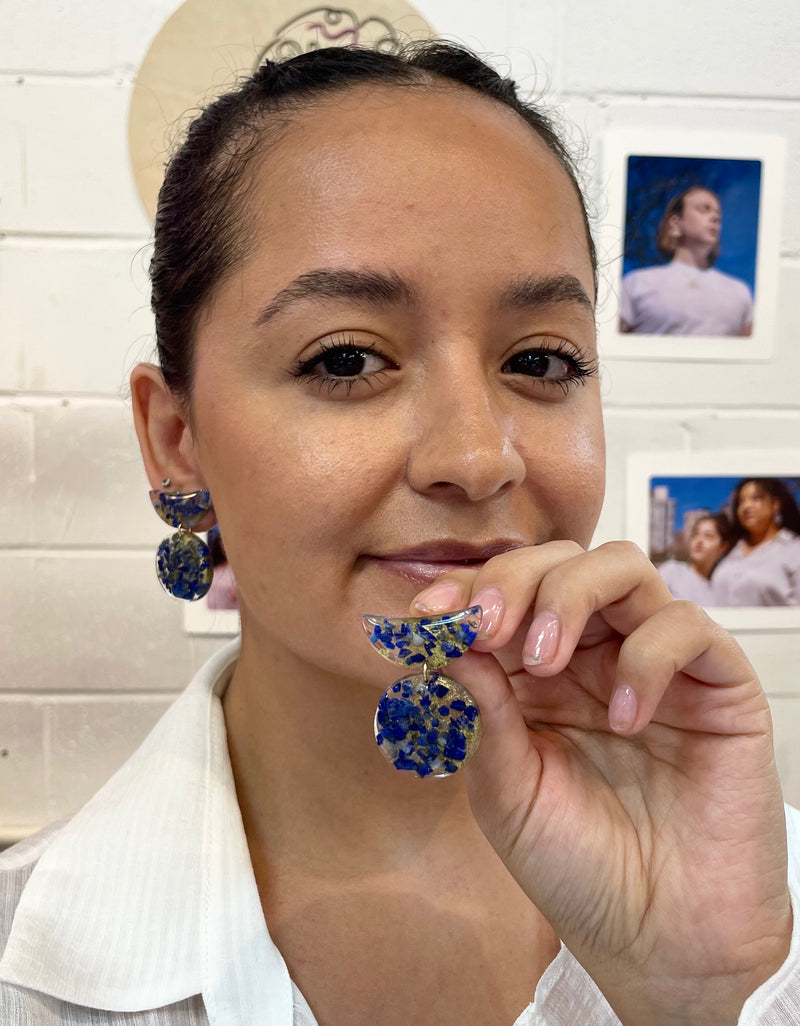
620,261,753,336
1,640,799,1025
657,558,717,604
713,529,800,606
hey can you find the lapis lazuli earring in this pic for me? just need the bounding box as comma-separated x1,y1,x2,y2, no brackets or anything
149,487,214,601
362,606,482,778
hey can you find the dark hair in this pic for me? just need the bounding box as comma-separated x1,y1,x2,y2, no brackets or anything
730,478,800,541
149,41,595,404
656,186,720,267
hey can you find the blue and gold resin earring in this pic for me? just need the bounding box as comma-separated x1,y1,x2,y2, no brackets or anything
362,606,482,778
149,485,214,601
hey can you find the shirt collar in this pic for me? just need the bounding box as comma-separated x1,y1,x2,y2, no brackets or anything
0,639,294,1025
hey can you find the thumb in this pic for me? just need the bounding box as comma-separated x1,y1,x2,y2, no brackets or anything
451,651,543,834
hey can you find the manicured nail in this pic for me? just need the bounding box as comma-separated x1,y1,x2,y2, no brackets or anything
609,685,638,733
412,579,464,613
472,587,505,639
522,610,560,666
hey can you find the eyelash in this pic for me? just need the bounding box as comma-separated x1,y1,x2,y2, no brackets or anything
501,339,598,396
291,335,390,396
291,334,597,396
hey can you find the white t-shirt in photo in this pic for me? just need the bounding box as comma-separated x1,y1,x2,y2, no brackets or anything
620,261,753,336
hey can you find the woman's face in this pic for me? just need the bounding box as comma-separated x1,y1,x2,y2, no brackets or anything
671,188,721,249
186,84,605,682
737,482,779,538
689,518,727,574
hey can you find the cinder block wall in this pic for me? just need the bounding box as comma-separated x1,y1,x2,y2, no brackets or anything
1,0,798,841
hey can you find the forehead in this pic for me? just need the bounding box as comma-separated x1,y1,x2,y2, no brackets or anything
243,83,595,300
685,189,719,208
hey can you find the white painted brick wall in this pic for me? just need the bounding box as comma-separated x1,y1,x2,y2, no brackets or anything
1,0,798,842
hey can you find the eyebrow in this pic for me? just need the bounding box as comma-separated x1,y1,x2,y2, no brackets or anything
253,268,417,327
253,267,594,328
496,273,594,315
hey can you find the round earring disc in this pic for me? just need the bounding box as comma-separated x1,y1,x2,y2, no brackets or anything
374,672,481,778
156,532,213,601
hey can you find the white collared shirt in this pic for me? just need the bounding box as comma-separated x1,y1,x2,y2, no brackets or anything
2,640,799,1025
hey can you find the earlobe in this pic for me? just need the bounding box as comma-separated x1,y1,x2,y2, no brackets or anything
130,364,208,504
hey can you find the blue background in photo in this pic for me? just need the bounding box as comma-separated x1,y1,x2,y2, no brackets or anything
623,156,762,294
650,476,800,534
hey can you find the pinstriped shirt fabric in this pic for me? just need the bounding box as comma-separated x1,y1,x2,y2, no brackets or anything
1,641,799,1025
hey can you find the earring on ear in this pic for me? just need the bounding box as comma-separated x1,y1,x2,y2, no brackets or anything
362,606,482,778
149,486,214,600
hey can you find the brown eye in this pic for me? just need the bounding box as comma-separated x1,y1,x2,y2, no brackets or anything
502,349,576,379
317,347,375,376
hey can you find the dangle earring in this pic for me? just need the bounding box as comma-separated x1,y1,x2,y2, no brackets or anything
362,606,483,778
149,484,214,601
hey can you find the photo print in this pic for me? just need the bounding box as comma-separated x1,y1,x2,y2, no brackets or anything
626,450,800,630
598,130,785,361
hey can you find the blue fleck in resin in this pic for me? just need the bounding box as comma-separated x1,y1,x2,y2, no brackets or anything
374,672,481,778
156,532,212,601
149,489,212,530
362,606,482,671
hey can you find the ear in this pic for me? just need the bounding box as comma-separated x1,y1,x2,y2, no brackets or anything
130,363,217,529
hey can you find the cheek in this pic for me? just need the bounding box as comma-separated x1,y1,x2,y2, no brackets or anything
522,409,605,545
199,399,398,569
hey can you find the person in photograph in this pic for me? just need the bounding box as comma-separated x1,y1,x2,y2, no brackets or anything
713,478,800,606
1,44,798,1026
657,512,733,603
619,185,754,336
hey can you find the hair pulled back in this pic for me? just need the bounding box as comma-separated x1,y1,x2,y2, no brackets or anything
150,41,595,403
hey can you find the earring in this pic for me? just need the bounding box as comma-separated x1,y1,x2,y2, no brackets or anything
362,606,482,778
149,487,214,601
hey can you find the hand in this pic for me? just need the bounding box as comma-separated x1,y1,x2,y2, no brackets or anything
411,541,792,1026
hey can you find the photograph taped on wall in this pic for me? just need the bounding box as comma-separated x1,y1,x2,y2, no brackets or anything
626,450,800,631
184,526,241,635
597,130,785,361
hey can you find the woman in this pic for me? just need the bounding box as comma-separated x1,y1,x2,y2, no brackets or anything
713,478,800,606
1,44,797,1026
619,186,754,336
658,512,733,603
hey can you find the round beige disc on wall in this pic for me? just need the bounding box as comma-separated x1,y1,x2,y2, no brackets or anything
128,0,437,221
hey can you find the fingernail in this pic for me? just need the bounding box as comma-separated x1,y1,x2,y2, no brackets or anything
412,579,463,613
522,610,560,666
609,685,638,733
472,587,505,639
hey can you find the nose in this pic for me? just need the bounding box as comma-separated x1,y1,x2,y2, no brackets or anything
405,364,527,502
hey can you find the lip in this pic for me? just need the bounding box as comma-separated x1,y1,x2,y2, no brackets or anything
368,539,529,586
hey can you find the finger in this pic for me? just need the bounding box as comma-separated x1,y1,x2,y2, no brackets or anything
407,567,478,617
449,650,544,827
409,541,585,649
521,540,673,678
609,600,762,735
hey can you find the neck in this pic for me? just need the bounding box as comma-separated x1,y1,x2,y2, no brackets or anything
690,558,713,580
746,522,780,548
672,243,712,269
222,621,481,875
